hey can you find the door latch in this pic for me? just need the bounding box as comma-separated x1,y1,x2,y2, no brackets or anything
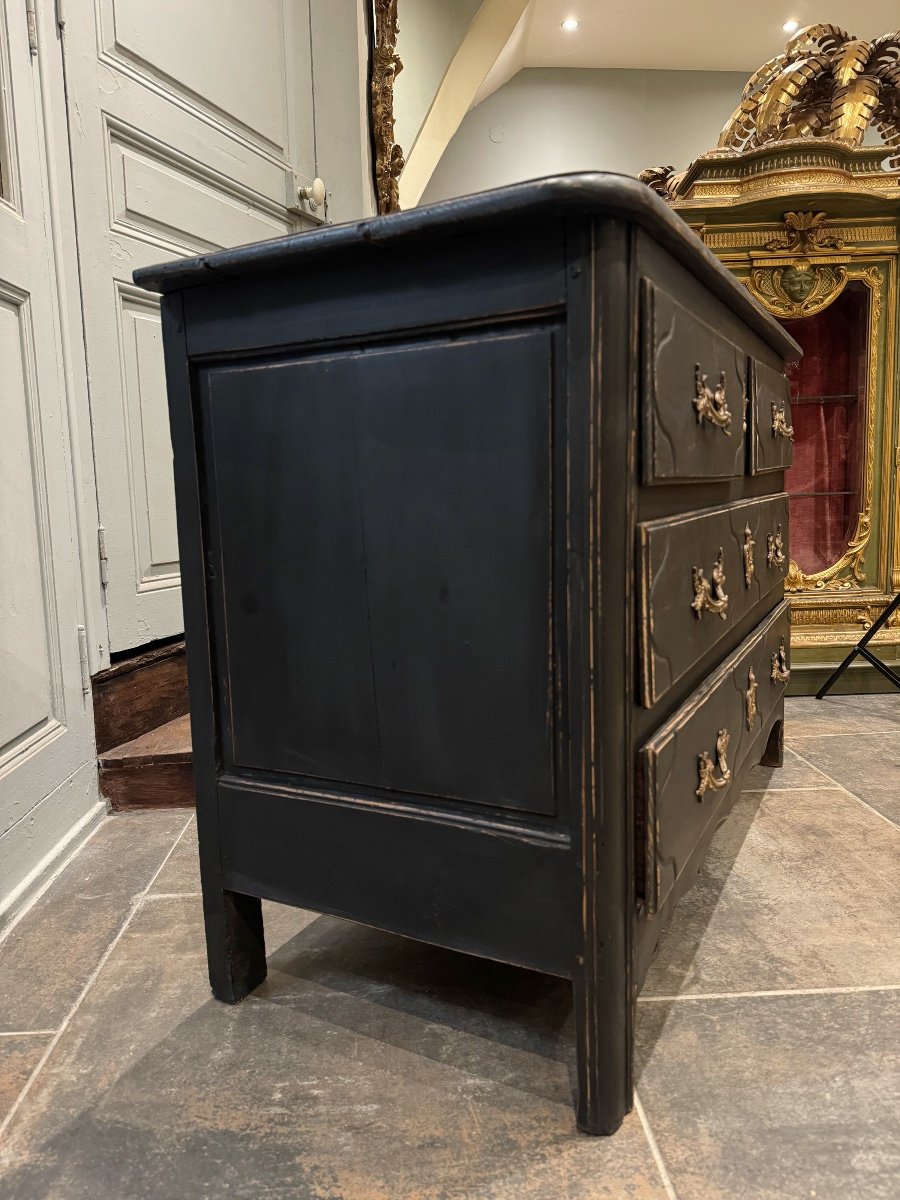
286,172,328,223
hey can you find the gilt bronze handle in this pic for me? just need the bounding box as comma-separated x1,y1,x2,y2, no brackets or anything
694,366,732,433
771,637,790,683
746,665,758,730
697,728,732,800
743,524,756,588
767,524,786,570
691,548,729,619
772,401,794,441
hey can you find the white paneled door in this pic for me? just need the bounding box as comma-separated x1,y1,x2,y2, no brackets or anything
65,0,321,653
0,0,98,915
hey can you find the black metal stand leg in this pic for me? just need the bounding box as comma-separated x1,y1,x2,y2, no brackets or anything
816,591,900,699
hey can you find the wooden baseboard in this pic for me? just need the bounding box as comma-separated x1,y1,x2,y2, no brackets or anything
92,640,188,755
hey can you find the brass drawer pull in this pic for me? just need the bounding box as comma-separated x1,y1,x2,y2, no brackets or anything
697,728,732,800
746,665,758,729
771,637,790,683
691,548,729,619
743,524,756,588
771,401,794,441
767,524,786,569
694,366,732,433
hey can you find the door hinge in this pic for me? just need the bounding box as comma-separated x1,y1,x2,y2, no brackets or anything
98,525,109,588
25,0,37,54
77,625,90,694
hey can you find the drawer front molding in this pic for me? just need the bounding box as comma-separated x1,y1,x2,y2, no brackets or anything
639,494,789,707
642,279,748,483
751,358,794,474
640,601,790,915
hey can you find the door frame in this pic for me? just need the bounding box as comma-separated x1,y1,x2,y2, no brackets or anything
0,0,104,930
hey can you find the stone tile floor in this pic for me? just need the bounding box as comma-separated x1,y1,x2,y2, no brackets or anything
0,695,898,1199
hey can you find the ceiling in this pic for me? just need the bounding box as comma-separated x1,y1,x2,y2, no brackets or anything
523,0,900,72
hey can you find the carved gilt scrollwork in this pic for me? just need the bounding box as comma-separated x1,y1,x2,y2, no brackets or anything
697,729,732,800
693,366,732,432
764,212,844,255
745,263,848,319
692,549,729,619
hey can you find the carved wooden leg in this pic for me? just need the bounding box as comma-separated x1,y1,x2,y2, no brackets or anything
572,972,630,1136
761,715,784,769
203,888,267,1004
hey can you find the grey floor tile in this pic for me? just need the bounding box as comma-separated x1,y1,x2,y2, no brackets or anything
0,811,191,1034
636,989,900,1200
147,817,199,894
642,787,900,997
785,693,900,738
743,745,836,791
789,734,900,826
1,897,669,1200
0,1036,52,1127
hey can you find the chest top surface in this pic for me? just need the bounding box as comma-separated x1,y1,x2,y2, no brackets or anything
134,172,799,363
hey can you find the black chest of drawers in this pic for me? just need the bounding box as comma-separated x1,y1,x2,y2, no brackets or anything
137,173,799,1136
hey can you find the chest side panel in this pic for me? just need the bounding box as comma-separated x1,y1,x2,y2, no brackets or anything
200,325,559,815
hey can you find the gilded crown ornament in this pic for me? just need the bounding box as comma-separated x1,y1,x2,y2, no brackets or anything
641,25,900,205
717,25,900,162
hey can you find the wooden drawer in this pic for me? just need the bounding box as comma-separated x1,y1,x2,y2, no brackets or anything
642,279,747,483
751,358,794,474
639,494,788,707
640,601,790,915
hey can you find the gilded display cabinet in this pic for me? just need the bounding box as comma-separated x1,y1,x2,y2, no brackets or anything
643,24,900,691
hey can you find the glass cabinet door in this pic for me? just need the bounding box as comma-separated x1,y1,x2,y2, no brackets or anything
781,281,870,576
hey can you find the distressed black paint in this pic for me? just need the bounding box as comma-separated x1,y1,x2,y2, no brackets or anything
143,174,797,1135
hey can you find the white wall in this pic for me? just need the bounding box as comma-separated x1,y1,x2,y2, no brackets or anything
421,67,748,204
311,0,376,223
393,0,485,157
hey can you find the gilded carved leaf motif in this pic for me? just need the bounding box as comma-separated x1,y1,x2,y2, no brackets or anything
831,74,881,144
764,211,844,253
755,54,832,139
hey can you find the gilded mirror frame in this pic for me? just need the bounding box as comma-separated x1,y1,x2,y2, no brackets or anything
370,0,404,214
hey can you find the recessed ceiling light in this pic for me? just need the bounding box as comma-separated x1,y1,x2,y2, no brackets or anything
782,19,800,32
561,18,580,31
